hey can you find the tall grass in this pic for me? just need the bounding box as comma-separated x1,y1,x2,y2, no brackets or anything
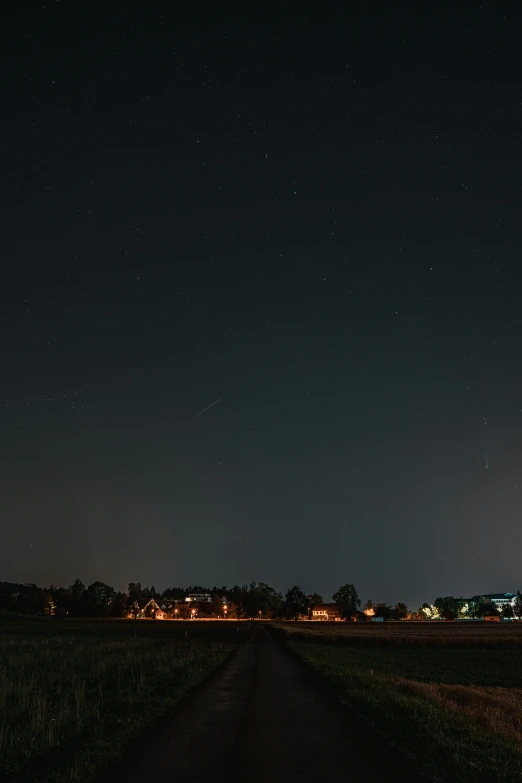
0,630,236,781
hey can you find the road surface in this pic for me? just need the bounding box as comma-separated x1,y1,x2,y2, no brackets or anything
98,626,429,782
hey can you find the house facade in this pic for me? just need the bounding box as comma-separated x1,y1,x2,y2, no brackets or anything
309,603,343,621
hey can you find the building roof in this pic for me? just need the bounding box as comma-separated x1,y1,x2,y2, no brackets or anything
311,603,342,612
135,597,161,610
470,593,515,601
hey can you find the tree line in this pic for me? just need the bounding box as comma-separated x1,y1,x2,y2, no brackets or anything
2,579,520,621
423,593,522,621
0,579,361,620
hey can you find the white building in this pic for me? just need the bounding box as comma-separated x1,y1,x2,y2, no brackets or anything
470,592,516,609
185,593,212,603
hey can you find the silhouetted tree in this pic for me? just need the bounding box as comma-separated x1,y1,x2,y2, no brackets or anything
374,603,393,620
228,585,248,619
175,602,191,620
332,584,361,619
128,582,143,604
111,591,129,617
283,586,309,621
160,586,188,601
140,585,157,600
434,596,467,620
68,579,86,616
210,593,226,617
468,596,497,618
14,583,46,615
513,591,522,619
307,593,323,607
394,602,408,620
211,585,229,596
82,581,115,617
252,582,283,618
228,583,282,620
0,582,20,611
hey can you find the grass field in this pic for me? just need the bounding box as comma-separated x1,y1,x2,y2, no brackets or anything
273,622,522,783
0,615,243,782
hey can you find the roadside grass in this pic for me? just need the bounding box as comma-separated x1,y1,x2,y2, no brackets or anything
273,624,522,783
0,619,241,782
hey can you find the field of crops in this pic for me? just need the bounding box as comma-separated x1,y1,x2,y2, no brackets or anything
279,619,522,645
0,616,241,783
273,622,522,782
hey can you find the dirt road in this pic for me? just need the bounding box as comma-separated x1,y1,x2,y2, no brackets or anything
99,626,429,782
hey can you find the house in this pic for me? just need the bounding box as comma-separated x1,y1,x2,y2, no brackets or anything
128,598,166,619
309,603,343,621
185,593,212,603
485,615,501,622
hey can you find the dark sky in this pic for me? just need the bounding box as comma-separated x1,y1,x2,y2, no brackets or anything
2,1,522,607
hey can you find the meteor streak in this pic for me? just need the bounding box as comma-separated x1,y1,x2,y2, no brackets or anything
195,398,222,417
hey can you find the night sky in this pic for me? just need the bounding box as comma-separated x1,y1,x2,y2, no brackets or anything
2,2,522,607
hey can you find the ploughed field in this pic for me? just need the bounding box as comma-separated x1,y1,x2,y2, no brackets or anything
0,615,241,782
273,621,522,783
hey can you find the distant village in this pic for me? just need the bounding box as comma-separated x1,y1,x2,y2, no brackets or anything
1,579,521,621
135,591,522,622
